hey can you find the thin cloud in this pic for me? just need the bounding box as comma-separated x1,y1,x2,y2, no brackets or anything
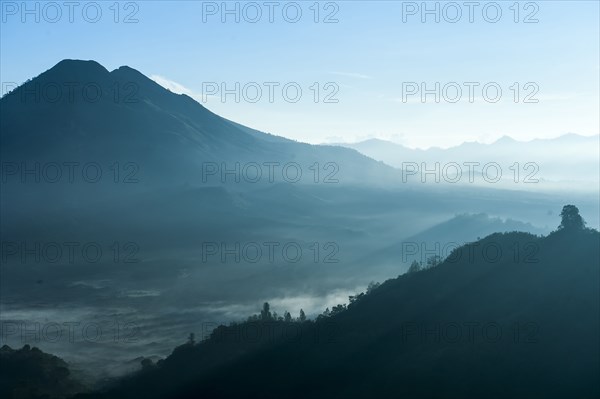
150,75,195,96
150,75,215,103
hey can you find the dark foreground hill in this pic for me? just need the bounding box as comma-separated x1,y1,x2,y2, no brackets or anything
79,217,599,399
0,345,86,399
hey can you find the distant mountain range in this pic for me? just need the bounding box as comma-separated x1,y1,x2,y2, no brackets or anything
363,213,547,272
336,135,600,190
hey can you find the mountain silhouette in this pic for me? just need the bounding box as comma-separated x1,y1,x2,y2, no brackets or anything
77,218,599,399
1,59,396,189
337,135,600,188
0,344,85,399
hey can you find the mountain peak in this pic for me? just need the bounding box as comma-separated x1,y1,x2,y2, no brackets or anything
45,60,150,83
493,135,516,144
44,59,110,80
110,65,148,80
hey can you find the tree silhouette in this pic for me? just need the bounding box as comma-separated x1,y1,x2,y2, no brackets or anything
284,311,292,322
299,309,306,322
408,260,422,273
366,281,381,294
426,255,442,269
559,205,585,230
331,304,346,315
260,302,272,321
349,292,365,304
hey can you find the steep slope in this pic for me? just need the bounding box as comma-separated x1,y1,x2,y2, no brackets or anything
88,226,600,399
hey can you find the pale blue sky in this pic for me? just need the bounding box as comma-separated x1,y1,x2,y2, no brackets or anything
1,0,599,148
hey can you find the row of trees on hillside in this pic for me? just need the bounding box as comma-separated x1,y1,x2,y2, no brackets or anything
407,255,443,274
244,302,307,323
